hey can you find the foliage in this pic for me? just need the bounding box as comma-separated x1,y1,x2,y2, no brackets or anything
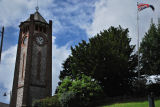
131,77,148,97
58,91,76,107
32,95,61,107
140,23,160,75
146,83,160,96
59,26,137,96
57,75,103,107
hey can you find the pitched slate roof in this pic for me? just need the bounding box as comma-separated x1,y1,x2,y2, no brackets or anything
26,11,47,23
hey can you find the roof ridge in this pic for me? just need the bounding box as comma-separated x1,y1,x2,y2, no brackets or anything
25,11,48,23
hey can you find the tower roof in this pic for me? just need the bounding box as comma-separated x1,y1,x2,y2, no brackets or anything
26,11,48,24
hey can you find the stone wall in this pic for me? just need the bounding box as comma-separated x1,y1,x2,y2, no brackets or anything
16,88,23,107
30,40,47,86
29,86,46,105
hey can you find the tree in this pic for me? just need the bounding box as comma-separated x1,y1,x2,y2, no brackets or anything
59,26,137,96
140,23,160,75
57,75,103,107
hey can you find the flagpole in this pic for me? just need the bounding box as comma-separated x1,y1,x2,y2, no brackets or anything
137,2,140,80
0,26,4,63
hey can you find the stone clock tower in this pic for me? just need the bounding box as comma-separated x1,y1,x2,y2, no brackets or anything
10,9,52,107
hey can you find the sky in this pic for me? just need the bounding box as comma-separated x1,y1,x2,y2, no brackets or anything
0,0,160,104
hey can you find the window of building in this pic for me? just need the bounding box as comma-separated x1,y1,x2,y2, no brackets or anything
43,27,46,33
40,26,42,32
35,24,38,31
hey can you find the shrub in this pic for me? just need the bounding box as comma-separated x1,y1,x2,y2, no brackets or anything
59,91,77,107
32,95,61,107
147,83,160,97
57,75,103,107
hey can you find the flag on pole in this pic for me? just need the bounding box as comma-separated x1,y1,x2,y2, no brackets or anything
137,3,155,11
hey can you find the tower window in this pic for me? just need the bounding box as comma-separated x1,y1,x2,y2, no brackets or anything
43,27,46,33
23,27,25,33
25,27,27,32
27,26,29,31
40,26,42,32
35,24,38,31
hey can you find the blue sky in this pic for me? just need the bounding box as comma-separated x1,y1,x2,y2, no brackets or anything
0,0,159,104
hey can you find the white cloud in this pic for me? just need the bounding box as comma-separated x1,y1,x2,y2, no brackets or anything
0,0,53,27
87,0,159,48
0,45,17,103
0,0,72,103
52,36,70,94
0,0,95,35
0,36,70,103
51,0,95,32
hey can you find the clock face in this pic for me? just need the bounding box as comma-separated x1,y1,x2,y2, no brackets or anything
35,35,45,46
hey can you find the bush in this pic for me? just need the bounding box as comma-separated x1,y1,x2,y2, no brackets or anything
32,95,61,107
147,83,160,97
59,91,77,107
57,75,103,107
131,78,147,97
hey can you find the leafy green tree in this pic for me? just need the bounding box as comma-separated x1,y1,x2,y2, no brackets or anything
59,26,137,96
58,75,103,107
140,23,160,75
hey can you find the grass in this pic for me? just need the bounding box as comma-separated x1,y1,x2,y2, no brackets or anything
101,99,160,107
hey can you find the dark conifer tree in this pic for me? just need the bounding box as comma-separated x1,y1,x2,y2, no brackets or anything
140,23,160,75
59,26,137,96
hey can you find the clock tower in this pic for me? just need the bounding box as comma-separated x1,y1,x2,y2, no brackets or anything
10,9,52,107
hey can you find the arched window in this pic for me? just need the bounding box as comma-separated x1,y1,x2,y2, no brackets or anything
43,27,46,33
40,26,42,32
35,24,38,31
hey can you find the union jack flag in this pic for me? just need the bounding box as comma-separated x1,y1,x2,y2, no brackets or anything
137,3,154,11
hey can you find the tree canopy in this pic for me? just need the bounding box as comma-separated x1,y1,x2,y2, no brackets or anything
58,26,137,96
140,23,160,75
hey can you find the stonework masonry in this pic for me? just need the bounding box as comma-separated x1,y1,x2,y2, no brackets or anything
16,88,23,107
10,11,52,107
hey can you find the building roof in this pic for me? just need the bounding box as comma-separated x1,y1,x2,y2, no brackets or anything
26,11,48,24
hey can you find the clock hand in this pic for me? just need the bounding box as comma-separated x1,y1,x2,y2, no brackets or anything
39,37,41,41
40,38,43,41
40,38,44,42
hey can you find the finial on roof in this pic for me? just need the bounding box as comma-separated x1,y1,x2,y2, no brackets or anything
36,6,39,12
35,0,39,12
